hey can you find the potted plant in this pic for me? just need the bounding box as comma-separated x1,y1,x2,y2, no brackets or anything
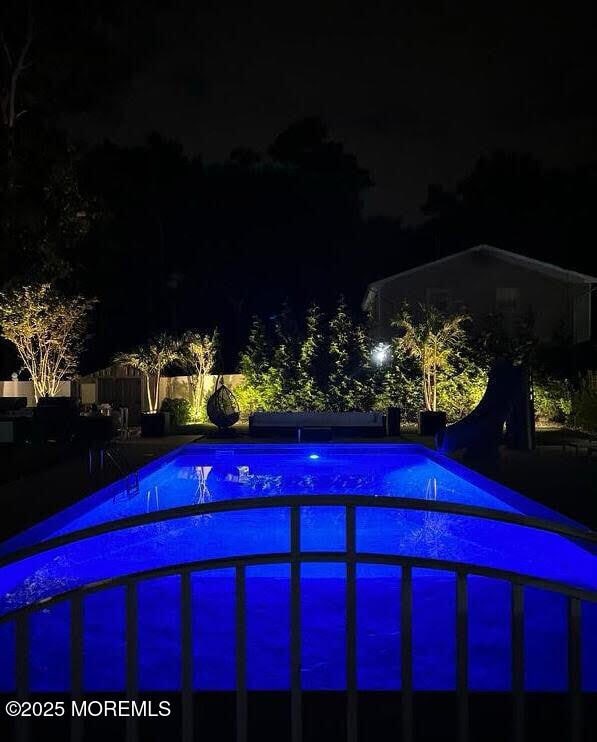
393,303,468,436
114,333,179,437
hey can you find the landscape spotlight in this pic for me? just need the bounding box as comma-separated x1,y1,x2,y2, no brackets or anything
372,342,391,366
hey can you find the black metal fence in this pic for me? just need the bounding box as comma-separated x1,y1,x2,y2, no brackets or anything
1,497,595,742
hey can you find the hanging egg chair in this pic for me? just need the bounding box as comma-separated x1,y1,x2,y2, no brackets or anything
206,376,240,429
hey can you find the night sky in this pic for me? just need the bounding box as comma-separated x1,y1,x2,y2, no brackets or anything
2,0,596,372
68,0,597,222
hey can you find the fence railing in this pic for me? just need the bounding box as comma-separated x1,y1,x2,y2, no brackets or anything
1,493,595,571
1,497,596,742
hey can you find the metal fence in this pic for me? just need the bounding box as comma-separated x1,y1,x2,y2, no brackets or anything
1,496,596,742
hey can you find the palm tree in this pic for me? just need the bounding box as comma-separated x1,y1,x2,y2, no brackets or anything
393,303,469,412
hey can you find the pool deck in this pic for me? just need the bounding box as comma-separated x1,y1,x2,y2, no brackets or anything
0,434,199,542
0,426,596,542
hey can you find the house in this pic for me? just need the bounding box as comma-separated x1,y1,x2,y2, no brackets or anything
362,244,596,346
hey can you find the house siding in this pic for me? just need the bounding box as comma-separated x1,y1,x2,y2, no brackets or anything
370,250,591,344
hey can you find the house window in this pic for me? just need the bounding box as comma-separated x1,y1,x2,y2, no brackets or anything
426,288,451,312
496,288,519,312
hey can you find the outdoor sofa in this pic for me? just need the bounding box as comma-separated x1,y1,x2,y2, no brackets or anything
248,411,386,439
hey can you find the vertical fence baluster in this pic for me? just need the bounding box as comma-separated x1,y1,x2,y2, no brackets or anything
401,565,413,742
71,594,84,742
568,597,582,742
456,573,469,742
346,505,357,742
181,571,193,742
512,584,524,742
15,615,29,742
126,581,139,742
236,566,247,742
291,506,302,742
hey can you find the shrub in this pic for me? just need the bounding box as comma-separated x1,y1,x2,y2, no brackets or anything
533,376,572,425
238,316,284,413
437,361,487,422
379,326,486,424
238,300,375,414
160,397,192,426
233,379,267,421
373,355,424,423
571,379,597,433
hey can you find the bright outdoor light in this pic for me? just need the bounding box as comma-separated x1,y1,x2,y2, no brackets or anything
372,342,391,366
309,453,320,460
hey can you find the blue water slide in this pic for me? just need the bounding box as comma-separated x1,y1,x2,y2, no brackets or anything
436,360,528,456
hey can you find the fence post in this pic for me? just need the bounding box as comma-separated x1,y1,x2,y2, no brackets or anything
346,505,357,742
236,566,247,742
568,597,582,742
15,615,30,742
181,571,194,742
401,565,413,742
457,573,469,742
126,581,139,742
71,594,84,742
291,506,302,742
512,584,524,742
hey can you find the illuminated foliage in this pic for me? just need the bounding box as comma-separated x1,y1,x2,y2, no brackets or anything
236,301,491,423
0,283,95,401
295,303,327,411
327,297,373,411
571,376,597,433
180,330,218,420
160,396,192,426
436,358,487,420
269,305,299,410
373,347,424,418
237,316,284,415
392,303,469,412
114,333,179,413
533,375,572,425
238,301,376,415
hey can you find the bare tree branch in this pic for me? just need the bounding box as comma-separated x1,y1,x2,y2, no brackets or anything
1,1,34,129
0,29,13,68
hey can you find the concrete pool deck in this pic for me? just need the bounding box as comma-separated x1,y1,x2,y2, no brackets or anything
0,434,199,542
0,426,595,543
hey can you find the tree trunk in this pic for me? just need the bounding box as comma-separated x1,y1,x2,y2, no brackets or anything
198,373,205,417
145,375,153,412
187,376,196,417
154,372,161,412
432,363,437,412
423,369,431,411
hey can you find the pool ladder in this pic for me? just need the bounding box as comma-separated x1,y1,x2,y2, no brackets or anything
89,442,139,497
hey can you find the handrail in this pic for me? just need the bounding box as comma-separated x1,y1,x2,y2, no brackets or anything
1,493,595,571
103,443,139,496
1,549,596,625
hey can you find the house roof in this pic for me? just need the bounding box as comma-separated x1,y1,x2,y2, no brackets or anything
362,244,597,310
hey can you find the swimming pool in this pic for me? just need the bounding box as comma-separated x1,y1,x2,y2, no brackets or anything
0,443,595,695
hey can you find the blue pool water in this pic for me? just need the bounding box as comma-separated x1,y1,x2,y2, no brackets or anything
0,444,595,693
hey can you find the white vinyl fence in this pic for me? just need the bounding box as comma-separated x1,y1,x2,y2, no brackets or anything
0,373,243,417
0,380,71,408
159,374,244,410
